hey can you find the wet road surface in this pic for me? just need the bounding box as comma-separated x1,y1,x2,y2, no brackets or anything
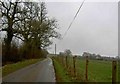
2,57,56,82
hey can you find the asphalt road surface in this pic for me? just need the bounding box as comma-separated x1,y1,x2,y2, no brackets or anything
2,57,56,82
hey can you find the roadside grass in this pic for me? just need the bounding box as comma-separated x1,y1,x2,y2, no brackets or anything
52,58,72,82
2,58,44,77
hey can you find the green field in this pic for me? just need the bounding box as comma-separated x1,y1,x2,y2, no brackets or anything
75,59,112,82
53,56,118,82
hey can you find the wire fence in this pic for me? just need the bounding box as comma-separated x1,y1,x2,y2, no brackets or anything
53,55,118,83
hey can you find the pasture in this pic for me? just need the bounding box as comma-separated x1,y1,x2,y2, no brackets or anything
52,56,118,82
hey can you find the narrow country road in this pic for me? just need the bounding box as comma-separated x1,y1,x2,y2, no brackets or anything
2,57,56,82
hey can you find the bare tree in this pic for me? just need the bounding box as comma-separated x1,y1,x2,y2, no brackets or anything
64,49,72,56
0,1,61,61
0,0,24,62
18,2,60,50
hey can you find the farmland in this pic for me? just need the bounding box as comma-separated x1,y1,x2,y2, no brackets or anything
52,56,118,82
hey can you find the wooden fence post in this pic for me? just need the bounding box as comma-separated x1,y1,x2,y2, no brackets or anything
66,56,68,69
85,56,89,81
112,60,117,84
73,56,76,77
62,56,63,65
63,56,65,67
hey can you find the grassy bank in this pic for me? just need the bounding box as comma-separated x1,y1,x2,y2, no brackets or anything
2,58,44,77
52,58,72,82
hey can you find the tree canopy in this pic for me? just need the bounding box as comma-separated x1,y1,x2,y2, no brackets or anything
0,1,61,64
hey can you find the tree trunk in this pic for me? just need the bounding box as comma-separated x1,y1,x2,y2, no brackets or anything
3,28,13,64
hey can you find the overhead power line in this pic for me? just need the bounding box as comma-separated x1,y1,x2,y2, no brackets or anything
62,0,85,39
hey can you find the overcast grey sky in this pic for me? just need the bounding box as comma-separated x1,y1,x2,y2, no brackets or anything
46,1,118,57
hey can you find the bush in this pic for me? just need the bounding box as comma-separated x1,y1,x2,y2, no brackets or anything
2,41,20,65
2,40,48,65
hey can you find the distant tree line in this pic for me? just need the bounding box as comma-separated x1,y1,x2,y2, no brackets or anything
82,52,118,61
58,50,119,61
0,0,60,65
59,49,72,56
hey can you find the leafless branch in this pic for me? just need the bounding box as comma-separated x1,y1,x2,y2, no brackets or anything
1,2,8,10
0,28,7,32
13,34,24,41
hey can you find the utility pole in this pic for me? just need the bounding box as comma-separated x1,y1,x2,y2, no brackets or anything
55,44,56,56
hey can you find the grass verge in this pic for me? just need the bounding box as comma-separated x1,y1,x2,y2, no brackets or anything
2,58,44,77
52,58,72,82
